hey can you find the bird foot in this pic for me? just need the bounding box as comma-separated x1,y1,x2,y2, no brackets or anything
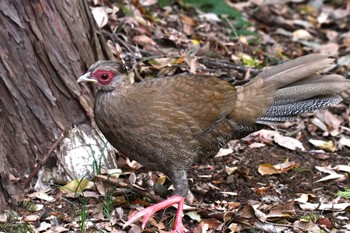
123,195,187,233
170,217,187,233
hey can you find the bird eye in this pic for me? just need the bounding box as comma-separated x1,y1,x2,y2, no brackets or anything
92,70,115,85
100,73,109,80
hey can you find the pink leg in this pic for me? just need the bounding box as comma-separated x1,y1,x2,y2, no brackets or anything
172,196,185,233
123,195,187,233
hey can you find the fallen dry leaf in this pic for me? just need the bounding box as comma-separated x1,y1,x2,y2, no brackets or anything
91,6,110,28
299,202,350,211
274,133,305,151
28,191,55,202
315,165,346,182
294,193,316,204
266,200,295,219
59,178,90,194
309,139,336,152
185,211,201,222
338,136,350,149
293,221,321,232
133,35,157,47
258,161,298,175
258,163,280,175
293,29,313,40
23,214,39,222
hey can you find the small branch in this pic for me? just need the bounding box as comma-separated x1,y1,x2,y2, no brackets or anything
199,57,258,75
23,132,66,188
95,174,164,203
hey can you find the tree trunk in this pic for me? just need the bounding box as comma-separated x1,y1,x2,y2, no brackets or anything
0,0,111,208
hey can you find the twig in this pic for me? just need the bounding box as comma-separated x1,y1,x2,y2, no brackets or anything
199,57,258,75
95,174,164,203
23,133,66,188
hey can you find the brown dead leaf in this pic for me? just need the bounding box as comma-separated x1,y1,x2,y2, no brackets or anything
258,163,280,175
157,175,167,185
322,110,342,136
180,15,197,35
255,184,273,196
184,56,200,74
258,161,298,175
94,177,115,196
224,204,258,231
23,214,39,222
293,220,321,232
266,200,295,220
273,161,299,172
317,217,333,229
133,35,156,47
201,218,222,229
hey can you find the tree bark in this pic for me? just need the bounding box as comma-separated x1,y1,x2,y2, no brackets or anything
0,0,110,208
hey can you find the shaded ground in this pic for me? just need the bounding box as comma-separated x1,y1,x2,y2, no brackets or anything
13,128,350,232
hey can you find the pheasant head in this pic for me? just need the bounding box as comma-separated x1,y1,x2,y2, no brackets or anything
77,61,131,91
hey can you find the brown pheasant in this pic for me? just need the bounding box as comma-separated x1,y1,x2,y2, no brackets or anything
77,54,350,233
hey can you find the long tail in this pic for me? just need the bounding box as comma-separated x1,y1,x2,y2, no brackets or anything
229,54,350,125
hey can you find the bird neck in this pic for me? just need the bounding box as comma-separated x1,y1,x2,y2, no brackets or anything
101,73,133,92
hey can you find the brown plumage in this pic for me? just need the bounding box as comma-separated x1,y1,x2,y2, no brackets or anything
77,54,350,232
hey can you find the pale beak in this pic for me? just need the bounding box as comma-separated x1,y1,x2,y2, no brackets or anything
77,72,97,83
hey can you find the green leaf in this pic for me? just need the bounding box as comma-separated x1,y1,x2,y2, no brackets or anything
184,0,240,18
337,188,350,199
158,0,173,7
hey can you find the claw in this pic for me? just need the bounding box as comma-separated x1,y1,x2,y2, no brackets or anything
123,195,187,233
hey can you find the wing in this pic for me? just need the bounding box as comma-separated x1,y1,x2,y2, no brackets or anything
136,75,238,132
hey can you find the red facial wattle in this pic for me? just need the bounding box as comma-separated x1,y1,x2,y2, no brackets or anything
92,70,115,85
